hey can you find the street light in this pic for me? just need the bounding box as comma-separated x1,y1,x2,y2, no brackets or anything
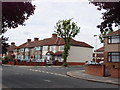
94,35,97,63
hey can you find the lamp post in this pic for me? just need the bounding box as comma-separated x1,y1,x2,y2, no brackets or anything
94,35,97,63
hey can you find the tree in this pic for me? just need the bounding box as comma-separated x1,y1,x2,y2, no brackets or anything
2,2,35,34
1,2,35,55
1,36,9,55
54,19,80,66
89,1,120,42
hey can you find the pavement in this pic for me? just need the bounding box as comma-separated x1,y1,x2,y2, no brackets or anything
67,70,120,85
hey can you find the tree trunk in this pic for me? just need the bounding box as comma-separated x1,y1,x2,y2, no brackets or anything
62,39,70,67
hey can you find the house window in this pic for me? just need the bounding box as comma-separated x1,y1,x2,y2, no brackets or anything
25,48,29,52
108,52,120,62
108,35,120,44
43,46,48,51
35,55,40,60
20,48,24,52
42,55,47,60
50,46,55,51
20,55,24,60
59,46,64,51
25,56,29,60
35,47,42,51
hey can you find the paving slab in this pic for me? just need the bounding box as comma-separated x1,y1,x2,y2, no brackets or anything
67,70,120,85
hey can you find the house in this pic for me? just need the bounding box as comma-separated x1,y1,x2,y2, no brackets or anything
93,46,104,63
7,42,17,59
103,29,120,77
12,34,93,65
85,29,120,78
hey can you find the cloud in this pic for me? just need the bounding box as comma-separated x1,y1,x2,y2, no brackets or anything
5,1,103,49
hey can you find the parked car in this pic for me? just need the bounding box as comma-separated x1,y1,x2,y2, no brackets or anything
31,59,45,62
99,61,104,64
85,61,98,65
36,59,45,62
46,60,53,65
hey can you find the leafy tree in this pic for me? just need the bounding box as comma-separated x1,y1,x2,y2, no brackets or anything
0,2,35,55
90,1,120,42
99,29,112,43
1,36,9,55
54,19,80,66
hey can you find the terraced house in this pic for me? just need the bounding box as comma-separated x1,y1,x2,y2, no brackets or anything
11,34,93,65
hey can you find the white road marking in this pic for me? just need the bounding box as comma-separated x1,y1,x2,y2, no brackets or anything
44,79,51,82
28,69,67,77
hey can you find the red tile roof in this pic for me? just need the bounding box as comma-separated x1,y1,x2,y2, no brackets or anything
7,44,17,52
17,42,27,49
46,51,54,55
46,51,63,56
17,35,93,49
104,29,120,37
108,29,120,36
54,51,63,55
94,46,104,52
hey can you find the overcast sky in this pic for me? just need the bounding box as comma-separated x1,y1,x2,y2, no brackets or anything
4,0,108,49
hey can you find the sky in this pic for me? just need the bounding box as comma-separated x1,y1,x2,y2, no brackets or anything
4,0,109,49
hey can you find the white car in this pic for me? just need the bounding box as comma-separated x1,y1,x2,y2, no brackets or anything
36,59,45,62
85,61,98,65
99,61,104,64
31,59,45,62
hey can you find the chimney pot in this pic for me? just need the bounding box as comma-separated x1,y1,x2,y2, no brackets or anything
34,38,39,41
52,34,57,38
11,42,15,45
27,39,31,43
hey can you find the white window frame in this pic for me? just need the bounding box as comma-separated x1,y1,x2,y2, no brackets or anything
59,46,64,51
43,46,48,51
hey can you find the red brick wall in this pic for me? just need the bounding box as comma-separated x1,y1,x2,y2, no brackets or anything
111,67,120,78
7,61,46,66
8,61,15,65
55,62,63,66
68,62,85,65
85,64,105,76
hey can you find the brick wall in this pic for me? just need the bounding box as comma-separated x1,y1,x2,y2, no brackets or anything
68,62,85,65
111,67,120,78
7,61,63,66
8,61,15,65
7,61,46,66
85,64,105,76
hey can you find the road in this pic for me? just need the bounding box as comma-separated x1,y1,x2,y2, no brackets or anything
2,65,119,89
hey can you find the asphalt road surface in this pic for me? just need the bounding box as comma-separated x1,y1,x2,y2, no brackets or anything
2,65,119,89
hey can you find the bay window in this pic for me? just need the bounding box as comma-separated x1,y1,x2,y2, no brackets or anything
108,52,120,62
108,35,120,44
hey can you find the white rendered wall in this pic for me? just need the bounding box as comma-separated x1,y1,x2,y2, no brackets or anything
67,46,93,62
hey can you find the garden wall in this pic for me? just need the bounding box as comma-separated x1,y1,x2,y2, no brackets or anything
68,62,85,65
7,61,63,66
85,64,105,76
111,67,120,78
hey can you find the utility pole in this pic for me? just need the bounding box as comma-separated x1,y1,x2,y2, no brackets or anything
94,35,97,63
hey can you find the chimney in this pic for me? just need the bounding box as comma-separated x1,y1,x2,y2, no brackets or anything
11,42,15,45
27,39,31,43
34,38,39,41
52,33,57,38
